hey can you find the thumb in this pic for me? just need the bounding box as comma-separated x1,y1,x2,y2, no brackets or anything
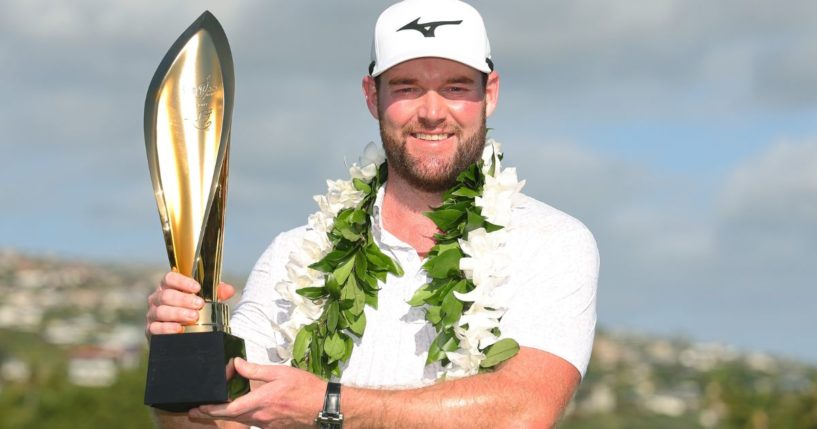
234,357,278,382
217,283,236,301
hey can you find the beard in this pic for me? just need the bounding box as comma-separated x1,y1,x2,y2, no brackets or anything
379,109,487,193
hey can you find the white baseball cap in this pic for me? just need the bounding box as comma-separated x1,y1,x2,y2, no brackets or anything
369,0,493,77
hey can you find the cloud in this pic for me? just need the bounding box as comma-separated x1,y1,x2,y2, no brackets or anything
718,138,817,265
506,136,816,360
472,0,817,116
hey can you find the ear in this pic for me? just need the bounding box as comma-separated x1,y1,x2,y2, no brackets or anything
362,75,379,120
484,71,500,118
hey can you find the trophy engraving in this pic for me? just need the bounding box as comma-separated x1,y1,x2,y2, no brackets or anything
143,11,249,412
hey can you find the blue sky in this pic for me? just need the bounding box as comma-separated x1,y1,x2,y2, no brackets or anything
1,0,815,363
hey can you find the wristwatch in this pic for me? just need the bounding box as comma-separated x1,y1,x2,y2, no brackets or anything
316,381,343,428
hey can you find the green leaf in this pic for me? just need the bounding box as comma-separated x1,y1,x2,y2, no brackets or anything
425,208,464,231
324,332,347,362
292,327,312,361
364,291,378,309
483,220,503,233
407,284,434,306
354,253,368,279
371,270,388,283
310,335,322,375
296,287,327,299
434,241,460,254
347,311,366,336
440,291,464,327
309,248,354,272
339,224,362,241
350,276,366,315
342,334,354,362
426,330,458,364
451,187,480,198
349,208,368,224
339,280,355,309
456,165,477,182
358,273,378,294
426,305,442,325
327,301,339,332
352,178,372,194
480,339,520,368
365,244,403,276
365,245,390,268
424,248,462,279
418,279,453,307
334,257,355,284
441,335,459,352
324,275,340,298
465,208,485,233
426,335,445,365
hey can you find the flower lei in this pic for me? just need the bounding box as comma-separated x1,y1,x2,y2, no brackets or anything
273,139,526,379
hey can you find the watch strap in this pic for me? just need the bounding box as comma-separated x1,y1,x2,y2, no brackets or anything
316,381,343,428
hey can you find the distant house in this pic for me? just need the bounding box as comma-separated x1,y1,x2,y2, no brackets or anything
68,345,138,387
1,358,31,383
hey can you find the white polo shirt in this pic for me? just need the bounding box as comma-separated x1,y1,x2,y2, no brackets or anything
231,189,598,388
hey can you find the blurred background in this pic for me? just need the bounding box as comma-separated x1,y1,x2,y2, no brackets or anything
1,1,815,427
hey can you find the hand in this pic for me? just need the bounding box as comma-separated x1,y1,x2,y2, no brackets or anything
145,271,236,337
190,358,325,429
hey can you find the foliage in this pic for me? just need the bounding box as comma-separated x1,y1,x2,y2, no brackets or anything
408,161,518,371
0,331,153,429
291,163,403,378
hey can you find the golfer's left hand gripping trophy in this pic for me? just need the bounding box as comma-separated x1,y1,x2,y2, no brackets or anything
143,11,249,412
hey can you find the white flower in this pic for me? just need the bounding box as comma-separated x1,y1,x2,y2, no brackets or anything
444,349,484,379
481,139,502,170
349,142,385,180
458,228,510,288
349,163,378,181
316,179,365,216
361,141,386,166
475,167,525,226
458,311,502,349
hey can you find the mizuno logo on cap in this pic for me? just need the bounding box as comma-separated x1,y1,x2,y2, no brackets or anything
398,17,462,37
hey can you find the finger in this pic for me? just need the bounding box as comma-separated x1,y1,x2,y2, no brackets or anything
161,271,201,294
217,283,236,301
147,321,184,336
234,358,279,383
197,391,259,418
188,407,215,420
147,305,199,324
150,288,205,309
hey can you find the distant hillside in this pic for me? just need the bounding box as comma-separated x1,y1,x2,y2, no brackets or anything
1,249,815,428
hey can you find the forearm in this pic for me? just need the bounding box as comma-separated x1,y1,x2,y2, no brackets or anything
152,410,246,429
343,348,578,429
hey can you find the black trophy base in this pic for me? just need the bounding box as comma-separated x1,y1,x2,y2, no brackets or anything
144,331,250,412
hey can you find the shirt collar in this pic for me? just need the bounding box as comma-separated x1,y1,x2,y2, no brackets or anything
372,182,416,253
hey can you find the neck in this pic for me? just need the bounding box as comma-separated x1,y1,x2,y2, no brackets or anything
381,166,443,257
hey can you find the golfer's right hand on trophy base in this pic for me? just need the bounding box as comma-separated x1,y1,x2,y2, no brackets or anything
146,271,237,338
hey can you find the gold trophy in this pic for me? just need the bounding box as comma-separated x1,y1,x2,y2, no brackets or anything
143,11,249,412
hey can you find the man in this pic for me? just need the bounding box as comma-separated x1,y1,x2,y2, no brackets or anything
147,1,598,428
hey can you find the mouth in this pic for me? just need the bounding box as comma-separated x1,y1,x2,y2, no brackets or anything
411,132,455,142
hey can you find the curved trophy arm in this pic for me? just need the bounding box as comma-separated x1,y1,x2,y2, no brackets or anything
144,11,234,332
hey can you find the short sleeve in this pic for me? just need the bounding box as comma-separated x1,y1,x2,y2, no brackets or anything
498,200,599,378
230,226,307,365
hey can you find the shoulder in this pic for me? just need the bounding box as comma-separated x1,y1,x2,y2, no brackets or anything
509,193,598,262
251,225,309,270
268,224,310,252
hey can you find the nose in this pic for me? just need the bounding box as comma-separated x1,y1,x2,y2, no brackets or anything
417,91,446,128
